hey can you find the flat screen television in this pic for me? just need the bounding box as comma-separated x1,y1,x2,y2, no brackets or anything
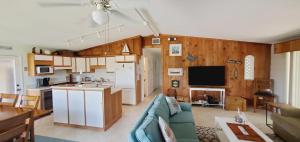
188,66,225,86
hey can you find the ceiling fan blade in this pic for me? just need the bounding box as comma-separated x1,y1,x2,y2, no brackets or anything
110,9,139,24
37,2,89,7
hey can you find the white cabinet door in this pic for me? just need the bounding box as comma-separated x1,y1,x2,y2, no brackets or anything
76,58,86,73
63,57,71,66
52,89,68,123
115,56,125,62
98,57,106,65
90,57,98,66
86,58,90,72
72,58,76,72
54,56,63,66
122,89,136,105
85,91,103,128
125,55,136,62
68,90,85,126
34,55,53,61
106,57,116,72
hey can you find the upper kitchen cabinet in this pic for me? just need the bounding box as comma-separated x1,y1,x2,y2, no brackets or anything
98,57,106,65
63,57,72,66
75,57,86,73
54,56,72,67
106,57,117,72
54,56,63,66
115,55,136,63
27,53,54,76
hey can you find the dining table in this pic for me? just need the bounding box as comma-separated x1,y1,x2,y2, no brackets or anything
0,106,52,142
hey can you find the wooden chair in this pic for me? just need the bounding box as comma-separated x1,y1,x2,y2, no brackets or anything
18,95,40,109
0,93,18,107
0,110,33,142
253,79,275,112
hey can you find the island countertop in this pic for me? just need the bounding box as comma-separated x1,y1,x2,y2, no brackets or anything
51,84,111,91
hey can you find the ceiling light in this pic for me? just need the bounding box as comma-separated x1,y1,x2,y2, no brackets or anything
97,31,101,38
118,26,122,32
92,10,108,25
143,21,148,26
80,37,84,43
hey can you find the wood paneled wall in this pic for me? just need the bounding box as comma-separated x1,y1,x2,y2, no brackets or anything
274,38,300,53
144,35,271,100
77,35,142,57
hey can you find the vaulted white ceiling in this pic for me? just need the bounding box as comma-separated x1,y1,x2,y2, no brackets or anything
0,0,300,51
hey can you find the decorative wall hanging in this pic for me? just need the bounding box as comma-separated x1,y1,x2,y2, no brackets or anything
227,59,242,80
186,53,198,62
171,80,180,88
244,55,255,80
169,44,182,56
121,43,130,55
168,68,183,76
152,38,160,45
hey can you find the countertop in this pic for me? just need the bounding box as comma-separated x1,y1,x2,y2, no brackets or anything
51,84,111,91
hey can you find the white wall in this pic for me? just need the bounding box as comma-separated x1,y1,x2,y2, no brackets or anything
270,46,290,103
0,44,36,94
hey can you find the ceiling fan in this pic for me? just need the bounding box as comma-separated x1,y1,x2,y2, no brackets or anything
38,0,143,26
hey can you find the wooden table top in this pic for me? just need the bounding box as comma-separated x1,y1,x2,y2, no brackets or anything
267,102,291,108
0,106,52,121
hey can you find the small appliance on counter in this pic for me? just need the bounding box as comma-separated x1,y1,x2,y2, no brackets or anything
36,77,51,87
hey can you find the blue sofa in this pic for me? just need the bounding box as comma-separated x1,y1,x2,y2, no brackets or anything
129,94,199,142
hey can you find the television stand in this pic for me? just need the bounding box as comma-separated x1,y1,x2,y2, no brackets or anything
189,87,226,109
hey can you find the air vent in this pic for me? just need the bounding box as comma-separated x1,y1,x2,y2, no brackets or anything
0,45,12,50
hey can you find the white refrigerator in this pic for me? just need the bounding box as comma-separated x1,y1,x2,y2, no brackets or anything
115,63,136,105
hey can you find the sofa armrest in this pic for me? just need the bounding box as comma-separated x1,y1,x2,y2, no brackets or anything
281,106,300,118
179,103,192,111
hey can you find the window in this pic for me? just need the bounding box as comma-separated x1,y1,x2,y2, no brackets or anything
244,55,255,80
290,51,300,108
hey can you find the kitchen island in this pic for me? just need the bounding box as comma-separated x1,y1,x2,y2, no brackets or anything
51,84,122,130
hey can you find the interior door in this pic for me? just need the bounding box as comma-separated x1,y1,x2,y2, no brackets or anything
143,57,149,97
0,56,17,94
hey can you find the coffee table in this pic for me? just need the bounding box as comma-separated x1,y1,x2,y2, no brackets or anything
215,117,272,142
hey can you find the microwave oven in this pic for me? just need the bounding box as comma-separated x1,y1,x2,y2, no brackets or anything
36,66,53,74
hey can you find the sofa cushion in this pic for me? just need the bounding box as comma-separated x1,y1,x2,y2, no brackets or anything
149,98,170,123
177,139,199,142
135,115,164,142
165,96,182,116
169,111,195,124
272,114,300,137
158,116,177,142
179,103,192,112
170,123,198,139
155,94,171,114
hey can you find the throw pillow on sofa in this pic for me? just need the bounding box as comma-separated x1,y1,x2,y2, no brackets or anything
158,116,177,142
165,96,182,115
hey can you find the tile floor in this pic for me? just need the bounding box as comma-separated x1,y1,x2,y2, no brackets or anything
35,90,273,142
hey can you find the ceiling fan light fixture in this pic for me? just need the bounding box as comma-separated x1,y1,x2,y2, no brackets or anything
92,10,108,25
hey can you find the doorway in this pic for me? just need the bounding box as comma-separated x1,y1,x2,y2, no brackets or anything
142,48,162,99
0,56,18,94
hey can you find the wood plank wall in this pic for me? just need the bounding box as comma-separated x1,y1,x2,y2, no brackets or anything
274,38,300,53
77,35,143,57
144,35,271,100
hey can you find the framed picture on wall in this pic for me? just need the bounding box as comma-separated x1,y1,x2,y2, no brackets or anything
169,44,182,56
171,80,180,88
168,68,183,76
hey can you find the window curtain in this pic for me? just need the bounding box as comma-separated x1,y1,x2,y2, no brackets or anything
290,51,300,108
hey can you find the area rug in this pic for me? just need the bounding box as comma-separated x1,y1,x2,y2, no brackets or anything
35,135,76,142
195,126,284,142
